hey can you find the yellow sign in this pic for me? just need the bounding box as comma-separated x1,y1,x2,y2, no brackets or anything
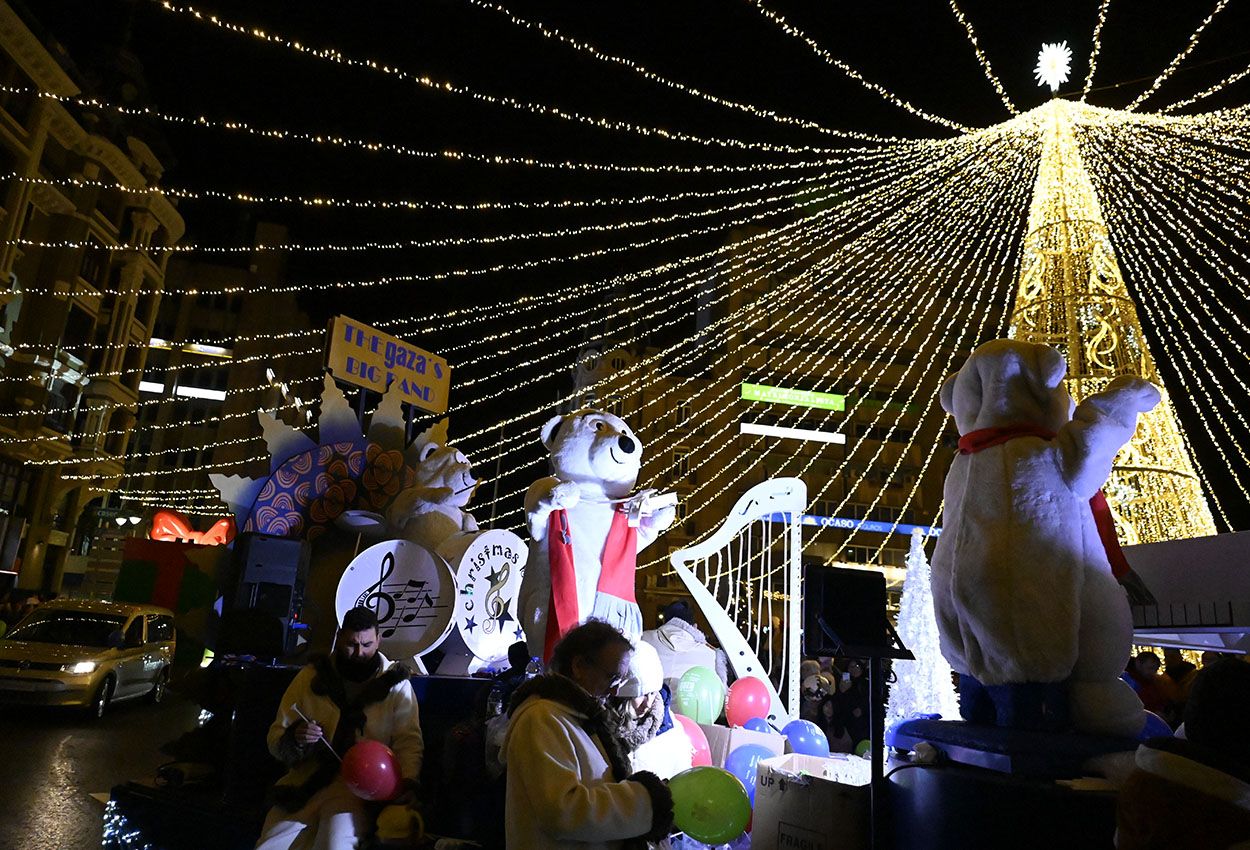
326,316,450,414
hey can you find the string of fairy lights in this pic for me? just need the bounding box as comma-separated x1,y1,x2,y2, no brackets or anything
146,0,908,154
472,123,1035,530
1075,119,1250,522
743,0,972,133
6,1,1250,573
948,0,1018,116
1123,0,1232,112
1079,0,1112,102
12,144,940,445
646,123,1038,570
631,125,1031,578
459,0,914,145
88,192,846,495
24,135,950,447
1080,169,1245,524
456,130,997,462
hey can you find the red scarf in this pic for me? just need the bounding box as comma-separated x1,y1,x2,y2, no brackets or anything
543,508,639,661
957,424,1131,580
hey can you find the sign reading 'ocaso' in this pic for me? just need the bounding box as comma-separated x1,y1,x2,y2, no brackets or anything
326,315,450,414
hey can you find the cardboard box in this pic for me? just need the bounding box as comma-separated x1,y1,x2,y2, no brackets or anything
752,753,870,850
699,723,786,768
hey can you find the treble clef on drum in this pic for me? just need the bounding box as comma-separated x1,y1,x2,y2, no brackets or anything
483,563,509,634
357,551,397,624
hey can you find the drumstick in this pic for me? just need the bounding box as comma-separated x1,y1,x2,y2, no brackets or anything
293,703,342,762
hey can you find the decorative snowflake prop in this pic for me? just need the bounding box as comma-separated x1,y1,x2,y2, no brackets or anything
1035,41,1072,93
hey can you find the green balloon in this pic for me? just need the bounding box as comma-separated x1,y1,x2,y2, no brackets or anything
674,666,725,724
854,739,871,757
669,766,751,845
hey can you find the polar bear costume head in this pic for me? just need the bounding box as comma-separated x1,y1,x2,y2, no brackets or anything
387,419,478,547
940,339,1074,435
540,409,642,498
415,443,476,508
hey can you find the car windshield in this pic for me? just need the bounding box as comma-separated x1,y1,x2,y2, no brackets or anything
6,610,126,648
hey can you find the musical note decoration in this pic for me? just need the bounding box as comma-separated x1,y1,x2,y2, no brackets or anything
336,539,456,658
451,529,528,664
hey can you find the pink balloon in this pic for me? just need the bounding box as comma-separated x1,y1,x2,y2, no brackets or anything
673,712,712,767
341,740,402,801
725,676,772,728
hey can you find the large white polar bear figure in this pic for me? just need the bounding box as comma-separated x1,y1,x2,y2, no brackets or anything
932,339,1160,738
519,409,676,661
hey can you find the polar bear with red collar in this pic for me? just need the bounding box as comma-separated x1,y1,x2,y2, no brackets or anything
519,409,676,661
932,339,1161,738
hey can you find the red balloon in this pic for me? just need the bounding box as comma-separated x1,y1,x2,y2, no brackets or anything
341,740,402,801
725,677,772,728
673,712,712,767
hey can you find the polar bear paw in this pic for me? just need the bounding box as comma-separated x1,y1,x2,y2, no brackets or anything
546,480,582,511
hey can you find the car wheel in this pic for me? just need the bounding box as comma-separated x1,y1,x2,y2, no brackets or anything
89,676,114,720
147,669,168,704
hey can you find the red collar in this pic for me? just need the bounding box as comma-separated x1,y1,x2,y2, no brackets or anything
958,423,1058,454
955,422,1132,580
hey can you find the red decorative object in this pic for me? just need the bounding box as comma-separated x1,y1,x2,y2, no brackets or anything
725,676,772,728
150,510,237,546
341,739,402,801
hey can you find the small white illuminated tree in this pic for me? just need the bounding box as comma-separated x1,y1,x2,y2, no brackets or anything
887,528,960,725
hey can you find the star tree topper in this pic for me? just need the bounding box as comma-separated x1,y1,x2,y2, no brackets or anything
1035,41,1072,93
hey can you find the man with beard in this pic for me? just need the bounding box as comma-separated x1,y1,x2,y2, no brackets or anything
255,607,424,850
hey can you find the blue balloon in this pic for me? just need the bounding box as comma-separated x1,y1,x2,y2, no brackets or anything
723,743,773,805
782,718,830,756
743,716,771,733
1137,711,1172,741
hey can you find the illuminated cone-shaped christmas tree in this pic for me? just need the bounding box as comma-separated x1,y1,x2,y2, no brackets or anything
1007,98,1216,544
888,529,960,725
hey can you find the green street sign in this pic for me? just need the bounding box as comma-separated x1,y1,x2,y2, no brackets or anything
741,382,846,411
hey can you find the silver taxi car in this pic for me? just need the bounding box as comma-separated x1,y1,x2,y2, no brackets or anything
0,600,175,718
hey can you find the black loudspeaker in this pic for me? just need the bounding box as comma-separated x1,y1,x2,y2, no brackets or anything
802,565,889,656
221,533,309,657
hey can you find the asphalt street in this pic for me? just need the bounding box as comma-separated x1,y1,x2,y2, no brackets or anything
0,689,201,850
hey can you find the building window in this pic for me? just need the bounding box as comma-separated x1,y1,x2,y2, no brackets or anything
675,400,691,425
842,545,877,565
77,238,108,288
672,448,690,481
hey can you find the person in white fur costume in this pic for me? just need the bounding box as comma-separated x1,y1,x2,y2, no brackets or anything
640,600,729,694
520,409,676,661
607,641,696,780
932,339,1160,738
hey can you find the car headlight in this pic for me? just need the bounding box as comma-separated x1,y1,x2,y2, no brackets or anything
63,661,97,675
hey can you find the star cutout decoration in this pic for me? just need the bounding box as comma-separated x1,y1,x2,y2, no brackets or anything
464,616,477,634
486,566,504,586
514,626,525,640
493,599,514,630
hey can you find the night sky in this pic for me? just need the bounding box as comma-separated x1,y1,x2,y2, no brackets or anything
21,0,1250,529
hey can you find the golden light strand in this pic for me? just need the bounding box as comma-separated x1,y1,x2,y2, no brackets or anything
1080,0,1113,102
948,0,1018,115
1124,0,1232,112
